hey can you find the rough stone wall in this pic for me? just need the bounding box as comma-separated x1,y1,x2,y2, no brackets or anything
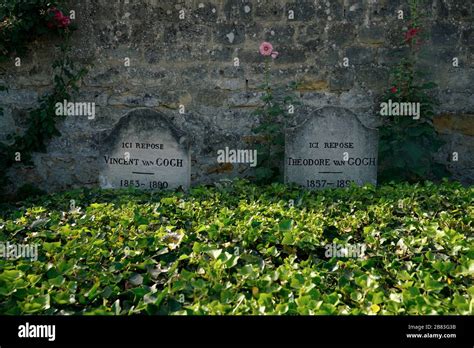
0,0,473,192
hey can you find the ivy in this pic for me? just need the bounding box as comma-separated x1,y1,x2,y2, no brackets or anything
0,180,471,315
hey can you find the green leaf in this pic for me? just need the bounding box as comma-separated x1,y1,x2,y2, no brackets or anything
129,273,143,286
222,252,239,268
206,249,222,260
423,275,445,291
279,219,293,231
112,299,121,315
0,270,22,282
49,275,65,287
370,304,381,313
22,294,50,314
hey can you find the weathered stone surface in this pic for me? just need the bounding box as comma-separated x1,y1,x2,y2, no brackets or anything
355,67,389,90
345,1,365,22
297,79,329,92
430,22,459,46
254,1,284,20
284,2,316,21
358,25,386,45
461,28,473,46
434,113,474,136
224,0,252,21
0,0,472,191
196,89,229,107
11,108,30,128
274,46,307,64
215,23,246,45
434,133,474,185
329,68,354,91
285,107,378,189
99,108,191,190
345,46,376,66
264,25,296,44
438,91,474,113
0,90,38,105
328,23,356,46
194,2,219,22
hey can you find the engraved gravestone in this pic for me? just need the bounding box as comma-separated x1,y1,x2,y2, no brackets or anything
285,107,378,189
99,108,190,190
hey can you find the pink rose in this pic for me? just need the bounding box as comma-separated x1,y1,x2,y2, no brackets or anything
59,16,71,28
259,42,273,56
46,6,71,29
54,11,64,21
271,51,279,59
404,27,420,43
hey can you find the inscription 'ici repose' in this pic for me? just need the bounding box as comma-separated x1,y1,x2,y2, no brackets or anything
103,142,184,167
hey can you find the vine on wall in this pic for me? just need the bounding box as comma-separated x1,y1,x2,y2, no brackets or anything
378,0,449,183
252,42,299,184
0,0,87,199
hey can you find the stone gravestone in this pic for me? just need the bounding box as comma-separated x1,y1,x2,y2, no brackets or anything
285,107,378,189
99,108,190,190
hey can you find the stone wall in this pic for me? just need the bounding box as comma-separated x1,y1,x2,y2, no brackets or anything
1,0,473,192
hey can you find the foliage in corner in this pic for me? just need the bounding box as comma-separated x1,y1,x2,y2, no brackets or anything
0,0,75,60
252,42,299,185
378,0,449,183
0,1,87,200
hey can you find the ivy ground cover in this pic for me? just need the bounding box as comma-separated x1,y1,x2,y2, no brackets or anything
0,180,472,315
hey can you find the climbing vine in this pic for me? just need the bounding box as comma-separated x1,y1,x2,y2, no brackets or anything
0,1,87,199
252,42,299,184
378,0,448,183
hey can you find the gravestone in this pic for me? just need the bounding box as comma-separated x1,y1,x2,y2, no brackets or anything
285,107,378,189
99,108,190,190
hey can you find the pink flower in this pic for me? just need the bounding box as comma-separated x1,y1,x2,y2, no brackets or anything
271,51,279,59
54,11,64,21
259,42,273,56
390,86,398,93
46,6,71,29
404,27,420,43
59,16,71,28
